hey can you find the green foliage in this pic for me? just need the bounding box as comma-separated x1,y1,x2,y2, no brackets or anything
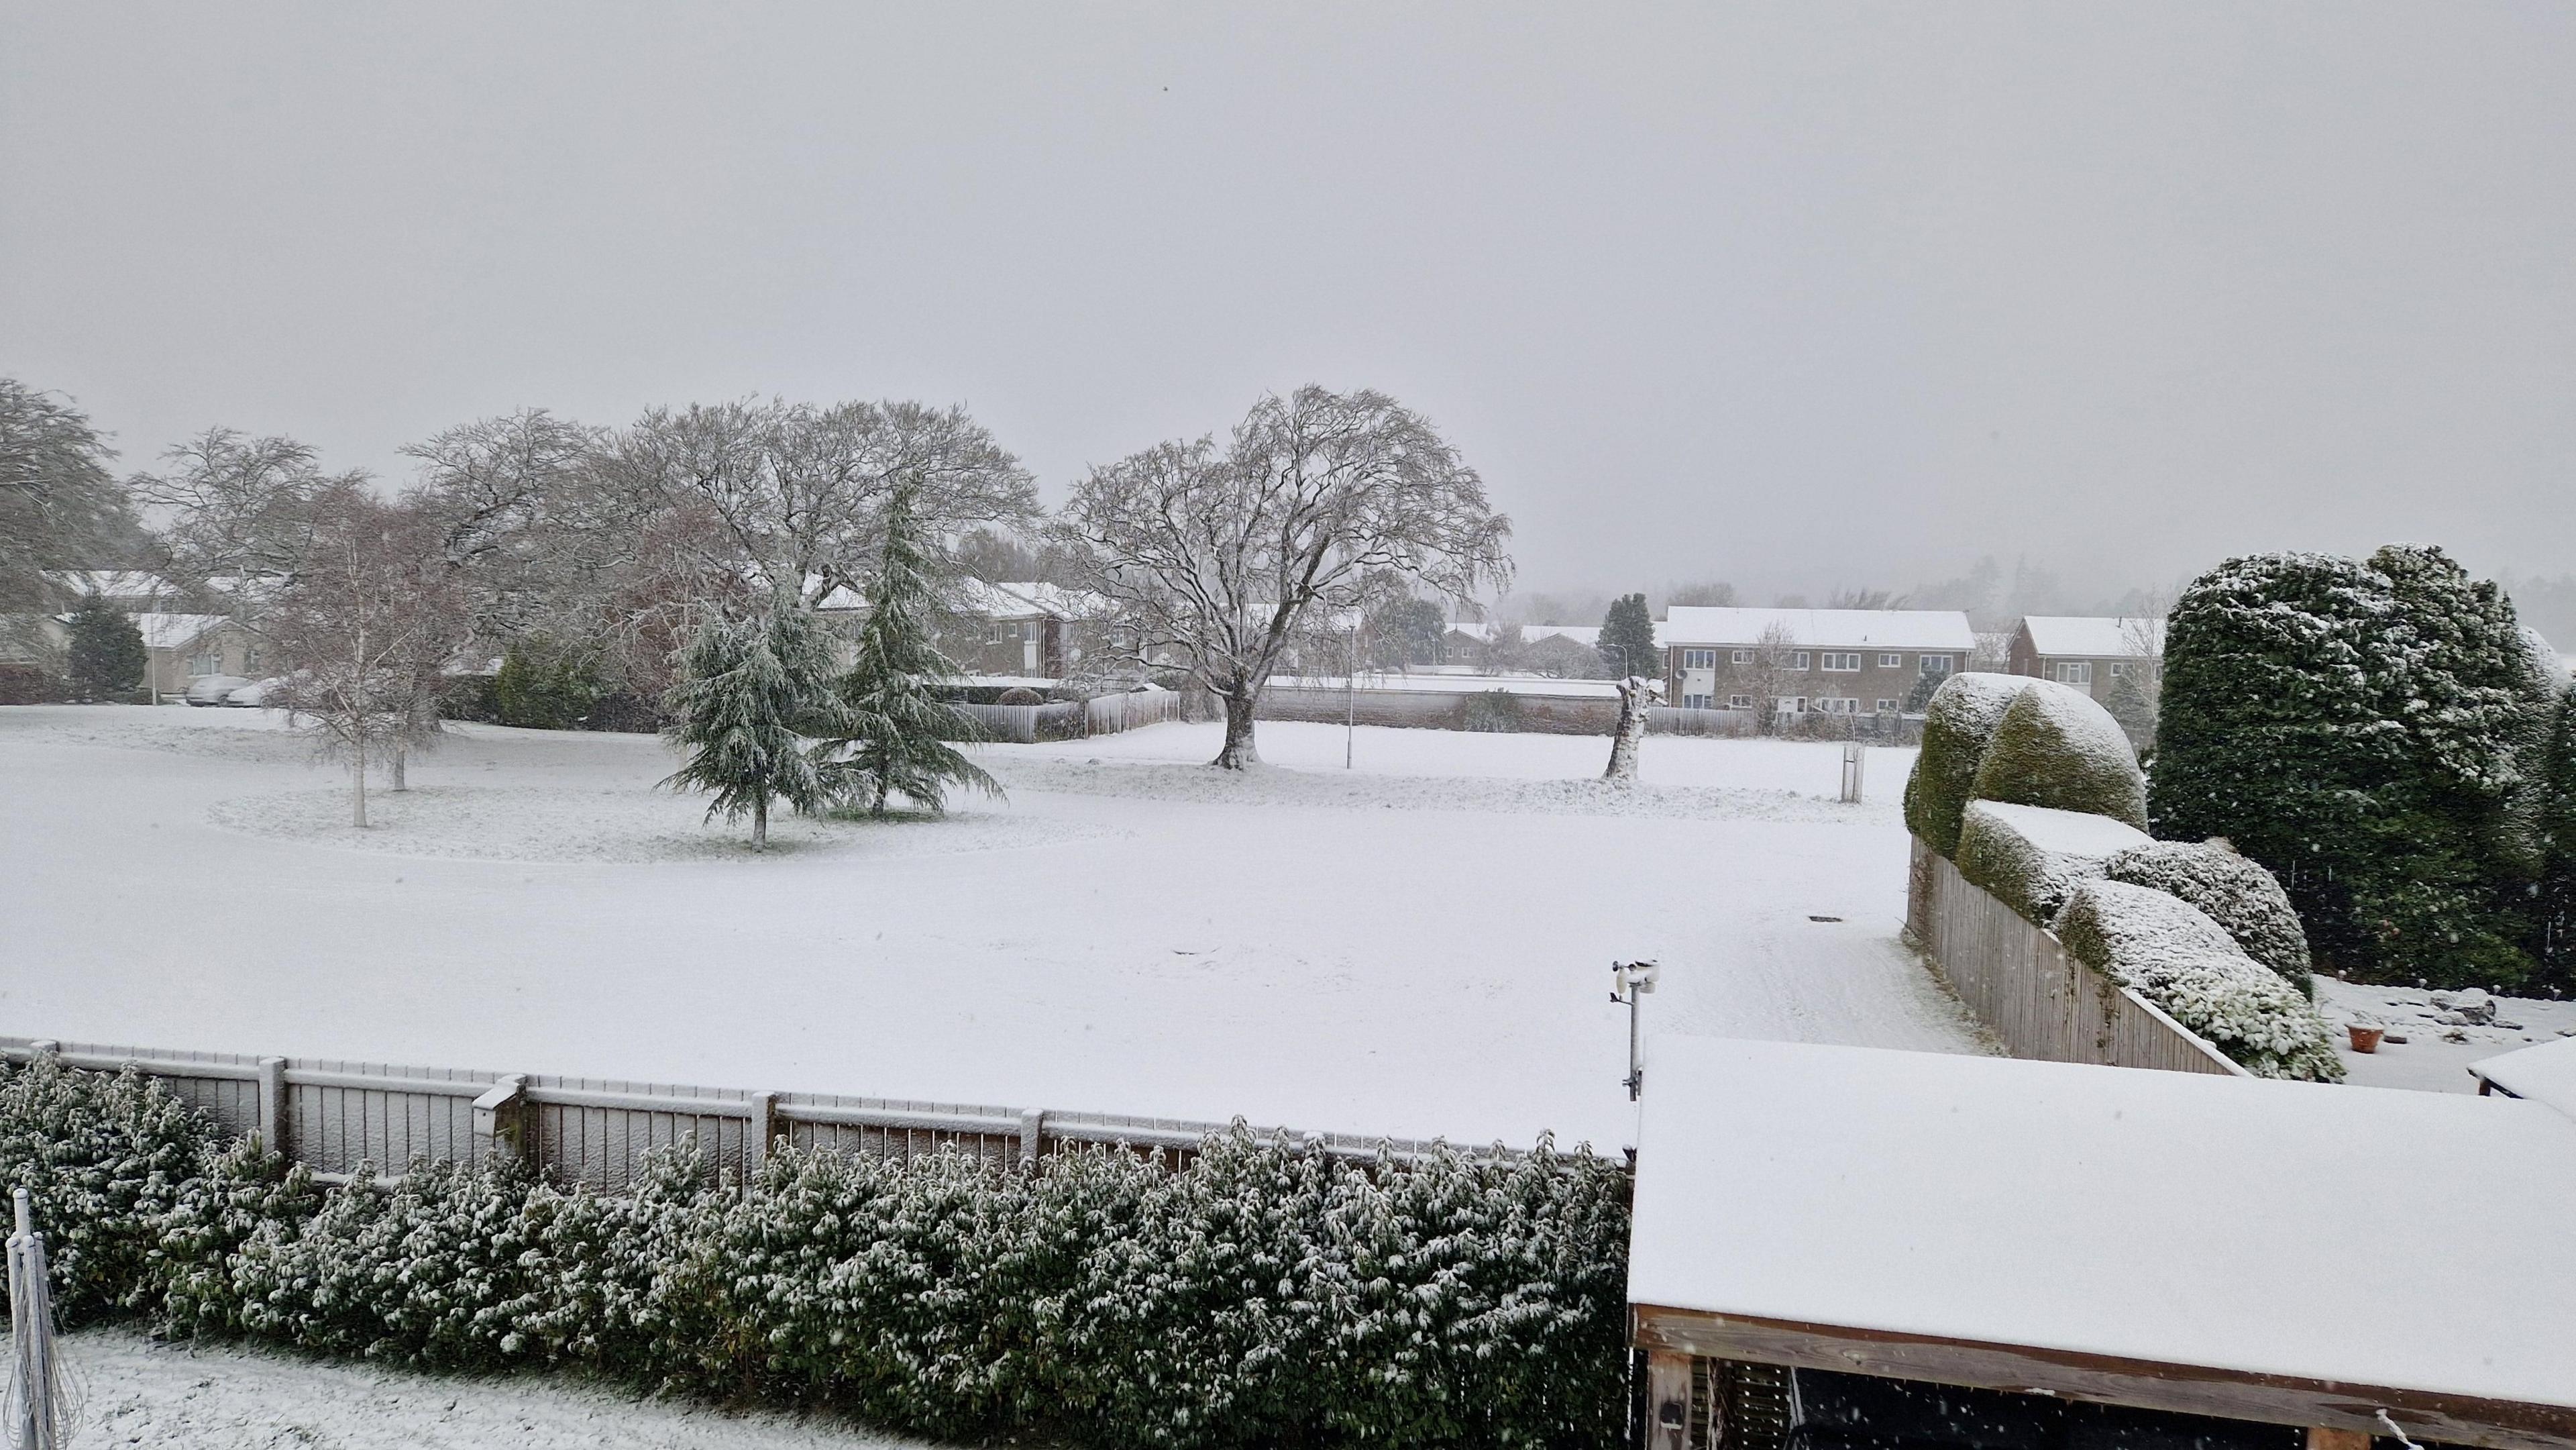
2533,686,2576,991
1460,688,1527,732
2149,547,2554,987
494,635,602,729
64,597,145,700
661,594,845,845
2102,841,2313,996
1952,801,2127,927
0,1058,1631,1450
816,483,1000,816
1968,679,2148,830
1597,593,1657,680
2055,880,2344,1081
1901,672,2025,856
1367,596,1452,669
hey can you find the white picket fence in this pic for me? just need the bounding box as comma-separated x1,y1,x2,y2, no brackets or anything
0,1035,1496,1190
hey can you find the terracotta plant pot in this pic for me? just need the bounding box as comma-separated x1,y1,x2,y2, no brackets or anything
2347,1025,2385,1054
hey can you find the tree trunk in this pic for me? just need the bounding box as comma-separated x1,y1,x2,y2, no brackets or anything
392,744,407,792
1605,678,1648,783
1214,689,1260,769
753,793,769,849
352,730,369,828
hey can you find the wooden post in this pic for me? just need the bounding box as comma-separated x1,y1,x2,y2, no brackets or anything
1647,1350,1693,1450
471,1074,528,1166
1019,1110,1045,1169
257,1057,288,1156
745,1092,777,1178
2307,1429,2371,1450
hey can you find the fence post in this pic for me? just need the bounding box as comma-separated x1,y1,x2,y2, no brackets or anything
258,1056,288,1155
1019,1109,1045,1168
472,1074,528,1166
746,1091,778,1178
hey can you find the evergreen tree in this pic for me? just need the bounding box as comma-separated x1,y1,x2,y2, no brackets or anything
64,597,145,700
659,593,842,848
2149,546,2545,987
1597,593,1657,680
817,483,1000,816
494,634,602,729
2531,684,2576,992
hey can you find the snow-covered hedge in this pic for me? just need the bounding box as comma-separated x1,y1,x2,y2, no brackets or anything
0,1056,1630,1450
2055,880,2344,1082
1902,672,2027,856
1953,798,2152,927
2101,840,2313,996
1968,678,2149,831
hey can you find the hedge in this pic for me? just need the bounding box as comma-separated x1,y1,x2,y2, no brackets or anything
2055,880,2343,1082
0,1055,1629,1450
1902,672,2027,856
2101,840,2312,996
1966,678,2148,831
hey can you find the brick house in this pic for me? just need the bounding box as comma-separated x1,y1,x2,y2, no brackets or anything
814,578,1099,682
1658,607,1976,719
138,613,260,698
2007,616,2164,701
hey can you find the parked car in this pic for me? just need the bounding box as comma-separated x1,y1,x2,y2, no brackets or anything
184,674,251,707
223,678,286,707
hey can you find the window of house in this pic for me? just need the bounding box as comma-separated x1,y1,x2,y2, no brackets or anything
1816,696,1861,714
1681,648,1717,670
1791,651,1811,670
1875,698,1898,713
1919,654,1955,676
2108,662,2127,677
1776,695,1806,713
2053,661,2093,686
987,621,1010,643
1729,694,1754,709
1820,652,1861,672
1879,652,1903,668
1682,693,1713,710
1731,649,1753,664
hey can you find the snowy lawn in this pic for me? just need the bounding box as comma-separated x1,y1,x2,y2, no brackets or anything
0,706,1982,1152
2315,978,2576,1094
51,1328,936,1449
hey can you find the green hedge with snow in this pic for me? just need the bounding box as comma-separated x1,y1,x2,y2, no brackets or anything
0,1055,1629,1450
1967,678,2149,831
2102,840,2312,996
1902,672,2027,856
1953,799,2149,928
2055,880,2343,1082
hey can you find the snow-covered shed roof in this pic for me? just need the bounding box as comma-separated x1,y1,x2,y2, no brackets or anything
2472,1036,2576,1123
1630,1037,2576,1442
131,613,231,651
2021,615,2166,659
1659,607,1973,652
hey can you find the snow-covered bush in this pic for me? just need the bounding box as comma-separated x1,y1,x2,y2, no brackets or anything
1953,799,2151,927
150,1131,324,1336
1968,678,2148,830
2055,880,2344,1082
2102,840,2312,996
0,1056,215,1323
1461,689,1527,732
1902,672,2027,856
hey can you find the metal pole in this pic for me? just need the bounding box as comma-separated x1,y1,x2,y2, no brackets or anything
1346,620,1358,769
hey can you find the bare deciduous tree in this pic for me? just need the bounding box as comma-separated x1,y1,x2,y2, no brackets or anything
0,380,141,662
1061,386,1513,768
133,428,350,609
1737,621,1803,736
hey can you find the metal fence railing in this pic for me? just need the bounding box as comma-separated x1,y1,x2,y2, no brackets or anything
954,691,1179,745
0,1035,1504,1189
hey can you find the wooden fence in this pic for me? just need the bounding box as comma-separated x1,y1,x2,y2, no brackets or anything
1906,839,2247,1077
0,1035,1490,1188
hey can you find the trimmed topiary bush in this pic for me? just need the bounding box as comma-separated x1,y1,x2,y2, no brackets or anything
1968,677,2147,829
2055,879,2343,1082
1954,798,2152,927
1902,672,2027,856
2102,840,2312,996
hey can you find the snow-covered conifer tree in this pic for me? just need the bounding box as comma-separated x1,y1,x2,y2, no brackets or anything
817,482,998,816
659,592,841,848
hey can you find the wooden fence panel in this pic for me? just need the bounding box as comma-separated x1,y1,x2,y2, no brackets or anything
1909,839,2245,1078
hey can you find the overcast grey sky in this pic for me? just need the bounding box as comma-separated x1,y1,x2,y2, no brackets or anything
5,3,2571,602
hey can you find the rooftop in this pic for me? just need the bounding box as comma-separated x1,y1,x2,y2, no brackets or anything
1660,607,1974,652
2020,615,2167,659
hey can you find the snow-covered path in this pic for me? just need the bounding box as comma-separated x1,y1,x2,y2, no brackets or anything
56,1329,931,1449
0,707,1985,1151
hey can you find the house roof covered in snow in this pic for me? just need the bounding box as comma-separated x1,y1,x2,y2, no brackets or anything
2472,1036,2576,1123
131,613,231,651
1450,621,1615,649
1658,607,1973,652
2020,615,2166,659
43,569,179,602
1629,1037,2576,1442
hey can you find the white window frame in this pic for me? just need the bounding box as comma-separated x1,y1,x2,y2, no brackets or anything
2054,661,2093,686
1919,654,1955,677
1791,651,1811,670
1819,652,1862,672
1731,649,1754,664
1816,696,1860,715
1681,648,1717,670
1875,698,1898,713
1729,694,1754,709
1879,652,1903,668
1682,693,1713,710
2108,662,2127,677
1776,695,1807,714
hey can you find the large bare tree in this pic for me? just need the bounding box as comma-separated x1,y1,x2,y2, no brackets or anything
0,380,142,658
1062,386,1512,768
133,428,354,612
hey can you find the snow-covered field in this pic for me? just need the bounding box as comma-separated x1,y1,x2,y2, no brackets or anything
51,1329,926,1449
0,707,1978,1153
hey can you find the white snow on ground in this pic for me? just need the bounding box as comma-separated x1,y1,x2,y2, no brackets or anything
2316,977,2576,1094
49,1329,930,1449
0,707,1984,1153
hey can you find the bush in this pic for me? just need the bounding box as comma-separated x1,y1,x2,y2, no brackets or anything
0,662,69,705
1901,673,2025,856
2102,840,2312,996
1968,678,2147,830
2055,880,2344,1082
1954,799,2151,927
1461,689,1527,733
0,1057,218,1322
494,635,604,729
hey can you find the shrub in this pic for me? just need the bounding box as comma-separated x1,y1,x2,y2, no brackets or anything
1901,672,2025,855
1954,799,2151,927
1461,689,1526,733
1968,678,2147,830
151,1133,325,1336
0,1057,218,1322
494,635,603,729
2055,880,2344,1081
2102,840,2312,996
0,662,69,706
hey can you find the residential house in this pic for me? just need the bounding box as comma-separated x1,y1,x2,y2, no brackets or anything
136,613,260,698
2008,615,2164,701
1657,607,1976,717
814,578,1099,682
